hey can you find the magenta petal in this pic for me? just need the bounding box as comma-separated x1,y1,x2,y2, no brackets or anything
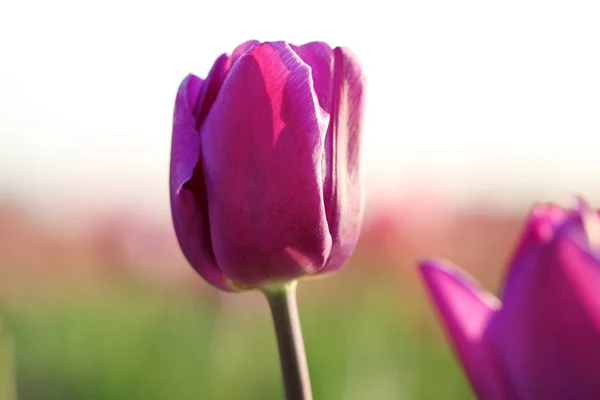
290,42,334,113
227,40,260,70
565,227,600,332
418,260,507,400
170,75,232,291
319,47,365,274
500,204,568,299
193,54,229,128
489,226,600,399
193,43,260,151
200,42,332,286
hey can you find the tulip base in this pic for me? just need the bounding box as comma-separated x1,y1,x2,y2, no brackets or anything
262,281,313,400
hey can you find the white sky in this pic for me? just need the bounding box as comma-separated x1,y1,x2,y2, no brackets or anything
1,0,600,216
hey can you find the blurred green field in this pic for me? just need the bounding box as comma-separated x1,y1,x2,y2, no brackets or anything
0,268,473,400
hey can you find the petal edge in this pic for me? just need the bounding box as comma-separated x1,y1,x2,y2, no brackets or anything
418,260,505,399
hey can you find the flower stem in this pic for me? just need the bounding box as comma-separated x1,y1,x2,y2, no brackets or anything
263,281,313,400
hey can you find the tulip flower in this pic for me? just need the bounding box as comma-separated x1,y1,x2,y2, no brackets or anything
170,40,364,292
169,40,365,400
419,200,600,400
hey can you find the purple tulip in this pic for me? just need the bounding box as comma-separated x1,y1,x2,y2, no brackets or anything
170,41,365,291
419,200,600,400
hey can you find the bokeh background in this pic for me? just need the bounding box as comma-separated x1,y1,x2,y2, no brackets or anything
1,0,600,398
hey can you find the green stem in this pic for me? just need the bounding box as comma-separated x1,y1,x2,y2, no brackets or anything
263,281,313,400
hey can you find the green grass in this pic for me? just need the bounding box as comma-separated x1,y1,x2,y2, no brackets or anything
0,328,16,400
0,275,473,399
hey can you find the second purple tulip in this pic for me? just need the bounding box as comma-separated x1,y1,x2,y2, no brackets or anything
419,200,600,400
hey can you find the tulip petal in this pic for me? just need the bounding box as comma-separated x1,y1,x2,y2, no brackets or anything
319,47,365,274
289,42,334,114
489,219,600,399
500,203,568,298
200,42,332,286
576,199,600,251
561,209,600,330
170,74,233,291
418,260,507,400
193,54,229,129
194,42,261,129
226,40,260,70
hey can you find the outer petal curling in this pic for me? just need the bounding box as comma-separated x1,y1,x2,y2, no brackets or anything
319,47,365,274
170,75,232,290
289,42,334,113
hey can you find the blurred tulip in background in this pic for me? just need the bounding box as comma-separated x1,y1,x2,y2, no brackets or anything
420,200,600,400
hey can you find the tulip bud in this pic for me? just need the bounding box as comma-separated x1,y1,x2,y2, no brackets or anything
170,41,365,291
419,199,600,399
